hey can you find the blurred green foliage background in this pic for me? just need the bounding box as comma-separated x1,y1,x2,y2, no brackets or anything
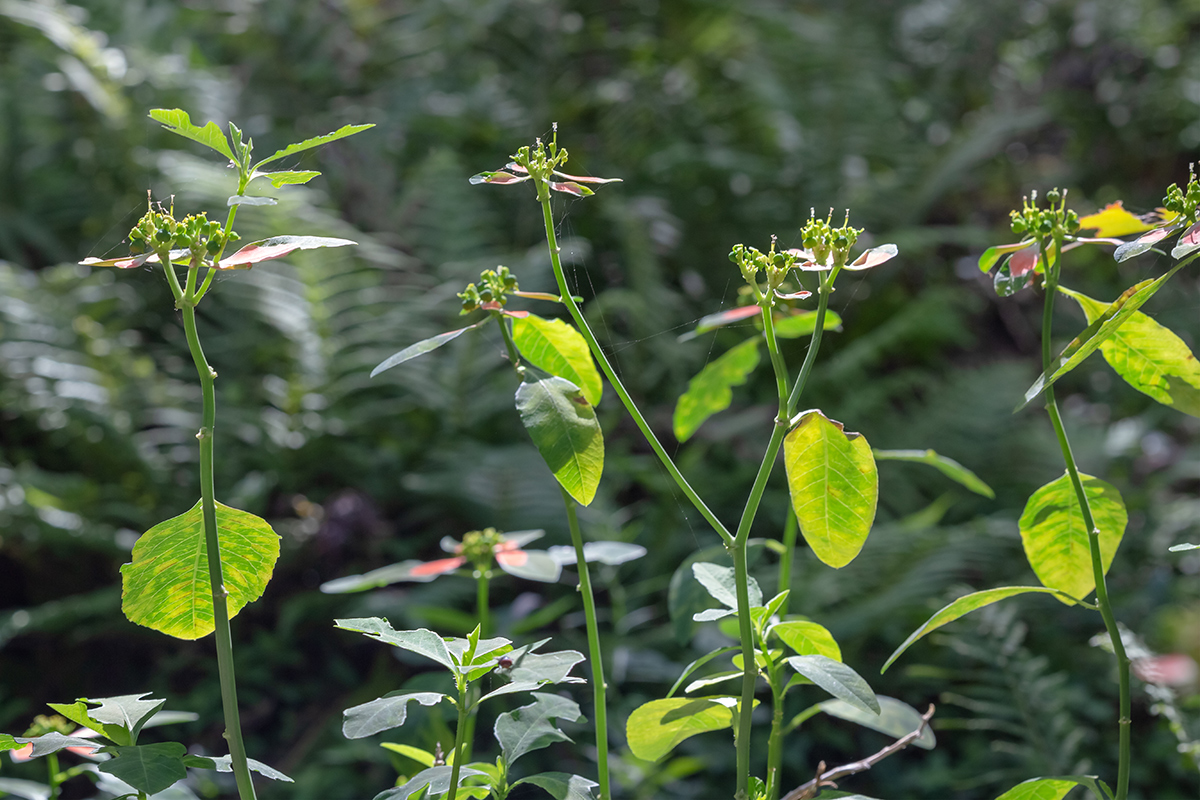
3,0,1200,797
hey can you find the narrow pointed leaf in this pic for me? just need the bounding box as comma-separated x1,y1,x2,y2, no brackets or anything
673,338,760,441
1020,262,1187,409
334,618,456,670
515,375,604,506
546,541,646,566
218,235,357,269
773,310,843,339
1171,222,1200,259
252,169,322,187
666,646,741,698
378,744,435,768
873,449,994,498
149,109,235,162
375,765,485,800
784,411,878,568
882,586,1075,672
469,171,530,185
1114,224,1180,262
96,743,188,795
820,696,936,750
9,733,101,758
550,181,594,197
1020,473,1127,600
786,655,879,715
551,169,622,184
1060,286,1200,416
1170,542,1200,552
679,306,762,340
252,123,375,170
625,697,734,762
1077,202,1157,238
514,773,599,800
182,754,293,782
769,621,842,660
121,501,280,640
227,195,278,207
343,692,445,739
978,240,1032,273
371,323,483,377
513,315,603,405
319,559,453,593
495,692,584,764
495,549,562,582
995,778,1080,800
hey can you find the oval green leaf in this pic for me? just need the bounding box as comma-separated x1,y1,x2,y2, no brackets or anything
769,620,842,660
673,338,760,442
873,449,994,498
343,692,446,739
995,778,1080,800
784,410,878,568
625,697,734,762
97,743,187,796
820,695,936,750
882,586,1074,672
786,655,879,715
773,310,843,339
512,315,603,406
1020,473,1127,600
515,375,604,506
1060,286,1200,417
121,501,280,640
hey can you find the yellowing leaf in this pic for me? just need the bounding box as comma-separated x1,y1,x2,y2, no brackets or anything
512,315,603,406
625,698,734,762
1077,202,1156,238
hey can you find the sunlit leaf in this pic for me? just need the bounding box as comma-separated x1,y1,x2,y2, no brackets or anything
79,248,191,269
371,323,484,377
994,778,1080,800
378,743,435,768
769,621,841,660
183,754,294,782
251,169,321,188
546,541,647,566
846,243,898,271
625,697,734,762
1114,224,1180,262
550,181,594,197
334,618,456,670
1077,202,1156,238
773,310,843,339
1020,473,1127,600
319,559,456,593
121,501,280,640
882,586,1076,672
786,655,879,715
551,170,622,185
469,170,530,185
513,314,603,405
515,375,604,506
375,766,485,800
1170,542,1200,552
478,647,586,702
217,235,357,269
1173,221,1200,259
0,777,50,800
149,109,235,163
226,195,278,207
673,338,760,442
8,733,101,759
343,692,446,739
56,694,163,746
514,773,599,800
820,696,936,750
978,240,1032,273
784,410,878,569
679,305,761,340
873,449,994,498
494,692,584,765
495,548,562,583
252,123,375,170
96,743,187,796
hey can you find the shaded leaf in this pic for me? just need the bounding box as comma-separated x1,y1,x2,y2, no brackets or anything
673,338,760,441
773,310,843,339
494,692,584,764
625,698,734,762
378,743,435,768
371,323,484,377
692,562,762,610
97,743,187,796
1020,473,1127,600
343,692,446,739
514,773,599,800
334,618,455,670
784,411,878,568
121,501,279,640
218,235,357,269
515,375,604,506
9,733,101,758
994,257,1036,297
513,315,603,405
666,646,740,698
319,559,453,593
252,123,375,170
821,695,936,750
495,548,562,583
546,541,647,566
786,655,879,715
183,754,293,782
769,621,841,660
873,449,994,498
375,765,485,800
149,109,235,163
882,586,1075,672
0,778,50,800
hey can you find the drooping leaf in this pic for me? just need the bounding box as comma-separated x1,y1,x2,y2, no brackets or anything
495,548,562,583
319,560,453,593
375,765,486,800
371,323,484,377
978,240,1033,273
873,449,994,498
1171,221,1200,259
1020,262,1187,408
96,743,188,796
1059,286,1200,417
784,411,878,569
148,109,236,163
882,586,1076,672
1114,224,1180,262
251,169,322,188
692,562,762,611
673,338,761,442
846,243,899,271
994,778,1080,800
546,541,647,566
342,692,446,739
772,310,843,339
80,248,190,269
9,733,101,759
494,692,584,765
217,235,358,269
551,169,622,185
786,655,879,715
515,375,604,506
769,621,842,660
513,315,603,406
994,257,1036,297
666,646,741,698
183,754,294,782
252,123,375,170
550,181,594,197
514,773,599,800
121,501,280,640
625,697,735,762
1020,473,1127,600
1077,202,1157,238
334,618,456,670
820,696,936,750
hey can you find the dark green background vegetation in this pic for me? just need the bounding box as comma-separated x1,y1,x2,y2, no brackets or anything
3,0,1200,797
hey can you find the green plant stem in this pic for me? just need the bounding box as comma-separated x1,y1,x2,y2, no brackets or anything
764,668,787,800
194,188,243,303
176,259,257,800
1039,237,1130,800
447,681,471,800
777,509,798,618
561,487,611,800
476,570,491,639
46,752,61,800
786,271,835,418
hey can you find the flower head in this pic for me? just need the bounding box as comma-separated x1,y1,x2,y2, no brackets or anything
470,124,621,199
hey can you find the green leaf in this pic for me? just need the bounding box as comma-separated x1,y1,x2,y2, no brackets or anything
494,692,584,765
769,621,842,660
995,778,1080,800
666,646,740,698
625,697,735,762
371,323,484,377
515,374,604,506
784,411,878,569
0,734,18,752
252,123,375,170
786,655,879,715
1020,262,1187,409
673,338,760,442
183,754,294,782
375,765,485,800
1020,473,1127,600
820,696,936,750
882,586,1075,672
121,501,280,640
334,618,456,670
342,692,446,739
478,647,586,702
47,694,165,747
873,449,994,498
148,109,236,163
692,562,762,610
251,169,322,188
772,310,843,339
1059,286,1200,417
978,240,1031,273
514,773,599,800
513,315,603,406
379,743,435,768
97,743,188,796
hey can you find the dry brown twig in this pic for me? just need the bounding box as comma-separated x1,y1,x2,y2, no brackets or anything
780,703,936,800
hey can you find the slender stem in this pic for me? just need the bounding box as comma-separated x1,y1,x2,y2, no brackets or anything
176,260,257,800
536,191,733,546
765,670,787,800
777,509,798,618
194,190,242,303
46,753,61,800
561,487,610,800
476,570,491,639
447,681,471,800
786,272,834,418
1038,236,1130,800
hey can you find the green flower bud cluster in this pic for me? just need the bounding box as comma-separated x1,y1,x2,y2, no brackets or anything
459,266,520,313
1162,166,1200,221
23,714,73,738
1009,188,1080,238
128,206,238,261
728,236,797,295
801,209,862,269
461,527,505,569
511,123,569,179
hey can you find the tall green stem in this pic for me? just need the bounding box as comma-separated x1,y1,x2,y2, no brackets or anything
447,679,471,800
174,258,257,800
561,487,611,800
764,669,787,800
1038,237,1130,800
